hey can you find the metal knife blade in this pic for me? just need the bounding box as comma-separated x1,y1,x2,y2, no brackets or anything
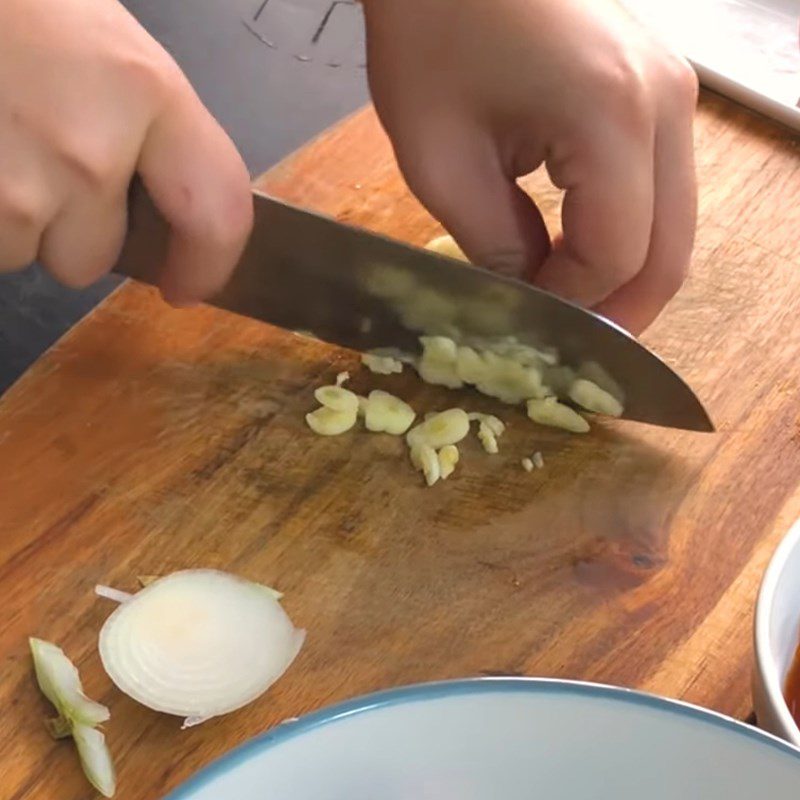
115,184,713,432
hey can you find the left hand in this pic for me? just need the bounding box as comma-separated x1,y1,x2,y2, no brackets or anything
363,0,699,334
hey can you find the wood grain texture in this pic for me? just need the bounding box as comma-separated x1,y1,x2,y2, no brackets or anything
1,93,800,799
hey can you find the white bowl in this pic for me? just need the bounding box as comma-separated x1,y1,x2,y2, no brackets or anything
168,678,800,799
754,518,800,745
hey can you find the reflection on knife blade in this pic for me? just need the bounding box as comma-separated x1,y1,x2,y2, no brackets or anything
115,186,713,432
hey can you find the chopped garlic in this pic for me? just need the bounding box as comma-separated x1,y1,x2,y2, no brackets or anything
305,407,358,436
471,413,504,454
477,422,499,454
577,361,624,404
568,378,624,418
420,335,458,363
457,297,514,337
527,397,590,434
475,351,547,404
364,390,416,435
532,451,545,469
362,353,404,375
543,365,577,396
398,287,458,335
365,264,416,300
314,385,359,415
357,395,369,417
425,234,468,262
410,443,441,486
438,445,460,479
456,346,490,385
468,413,505,437
335,371,350,386
418,336,463,389
489,337,555,368
406,408,470,450
521,457,534,472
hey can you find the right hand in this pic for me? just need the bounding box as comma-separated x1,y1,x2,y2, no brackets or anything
0,0,253,304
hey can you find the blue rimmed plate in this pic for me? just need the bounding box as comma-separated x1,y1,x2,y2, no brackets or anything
167,678,800,799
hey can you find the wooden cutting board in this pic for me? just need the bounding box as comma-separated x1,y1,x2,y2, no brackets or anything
2,94,799,799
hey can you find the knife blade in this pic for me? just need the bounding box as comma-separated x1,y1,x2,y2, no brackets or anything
115,183,713,432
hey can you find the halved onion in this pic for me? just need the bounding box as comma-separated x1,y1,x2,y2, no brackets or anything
29,638,110,727
98,570,304,728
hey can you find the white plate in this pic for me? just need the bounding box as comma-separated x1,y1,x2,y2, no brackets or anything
167,678,800,799
754,518,800,745
624,0,800,131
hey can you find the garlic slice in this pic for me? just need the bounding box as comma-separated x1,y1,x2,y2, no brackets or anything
364,390,416,435
406,408,471,450
527,397,590,433
568,378,624,417
418,336,463,389
361,353,404,375
410,443,441,486
425,234,468,262
314,385,360,415
305,406,358,436
468,413,505,437
477,422,499,454
438,444,460,479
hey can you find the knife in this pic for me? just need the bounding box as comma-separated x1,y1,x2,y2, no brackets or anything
115,183,713,432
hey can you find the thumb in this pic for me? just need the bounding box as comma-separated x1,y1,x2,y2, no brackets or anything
396,129,550,280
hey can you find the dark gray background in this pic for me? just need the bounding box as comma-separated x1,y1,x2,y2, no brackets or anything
0,0,369,392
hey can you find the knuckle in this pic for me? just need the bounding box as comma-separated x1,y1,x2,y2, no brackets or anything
57,142,122,191
218,176,255,243
660,55,699,110
0,182,47,231
116,47,185,103
177,179,253,250
594,56,653,136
